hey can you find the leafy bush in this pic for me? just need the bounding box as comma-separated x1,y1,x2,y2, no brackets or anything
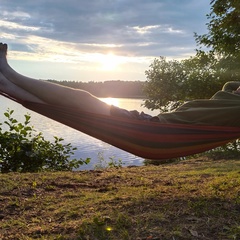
205,139,240,160
94,152,124,169
0,109,90,173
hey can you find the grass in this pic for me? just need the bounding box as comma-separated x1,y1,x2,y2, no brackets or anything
1,157,240,239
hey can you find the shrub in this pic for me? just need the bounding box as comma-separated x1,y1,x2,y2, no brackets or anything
0,109,90,173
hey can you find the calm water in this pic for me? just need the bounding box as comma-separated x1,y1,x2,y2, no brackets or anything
0,95,160,170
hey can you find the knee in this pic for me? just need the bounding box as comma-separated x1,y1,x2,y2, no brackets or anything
222,81,240,92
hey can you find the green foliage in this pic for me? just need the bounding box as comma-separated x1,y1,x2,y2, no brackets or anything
205,139,240,160
195,0,240,80
0,109,90,173
94,152,124,169
144,57,186,112
181,52,226,99
195,0,240,56
143,54,226,111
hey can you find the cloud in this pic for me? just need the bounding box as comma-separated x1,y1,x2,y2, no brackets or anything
0,0,210,61
2,10,31,20
0,20,40,31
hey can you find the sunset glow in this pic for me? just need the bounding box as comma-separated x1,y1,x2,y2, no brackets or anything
99,53,122,71
101,97,120,106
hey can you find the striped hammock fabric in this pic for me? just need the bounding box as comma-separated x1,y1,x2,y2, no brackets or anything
14,99,240,160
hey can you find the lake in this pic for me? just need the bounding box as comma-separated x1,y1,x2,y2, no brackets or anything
0,95,160,170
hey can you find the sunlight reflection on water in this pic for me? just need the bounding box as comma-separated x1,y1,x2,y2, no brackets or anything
0,96,160,170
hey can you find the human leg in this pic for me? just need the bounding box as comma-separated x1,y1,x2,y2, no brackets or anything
0,72,44,103
0,43,111,115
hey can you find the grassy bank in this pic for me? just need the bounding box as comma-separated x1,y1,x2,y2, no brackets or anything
1,158,240,239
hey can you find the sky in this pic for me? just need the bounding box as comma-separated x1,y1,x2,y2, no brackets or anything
0,0,211,82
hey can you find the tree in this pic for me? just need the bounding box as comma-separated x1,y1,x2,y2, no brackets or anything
195,0,240,80
181,52,225,99
143,53,225,111
144,57,187,112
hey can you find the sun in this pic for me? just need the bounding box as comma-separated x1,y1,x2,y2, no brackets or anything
100,53,120,71
101,97,119,107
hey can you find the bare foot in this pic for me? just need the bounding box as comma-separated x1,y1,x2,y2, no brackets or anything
0,43,9,72
0,42,24,86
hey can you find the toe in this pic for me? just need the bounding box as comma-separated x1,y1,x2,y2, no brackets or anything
0,43,7,52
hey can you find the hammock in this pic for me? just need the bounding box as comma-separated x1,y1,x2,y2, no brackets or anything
2,92,240,160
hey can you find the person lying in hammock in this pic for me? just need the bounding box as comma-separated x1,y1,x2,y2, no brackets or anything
0,42,153,120
0,42,240,127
